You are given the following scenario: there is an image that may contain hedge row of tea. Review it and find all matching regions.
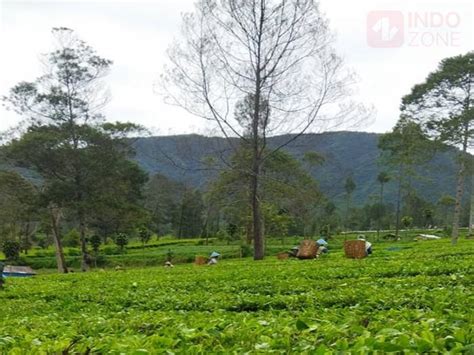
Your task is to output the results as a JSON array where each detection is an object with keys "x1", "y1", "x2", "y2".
[
  {"x1": 10, "y1": 230, "x2": 438, "y2": 270},
  {"x1": 1, "y1": 239, "x2": 473, "y2": 353},
  {"x1": 13, "y1": 243, "x2": 294, "y2": 270}
]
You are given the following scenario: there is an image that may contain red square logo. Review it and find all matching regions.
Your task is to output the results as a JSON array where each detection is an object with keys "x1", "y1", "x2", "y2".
[{"x1": 367, "y1": 11, "x2": 404, "y2": 48}]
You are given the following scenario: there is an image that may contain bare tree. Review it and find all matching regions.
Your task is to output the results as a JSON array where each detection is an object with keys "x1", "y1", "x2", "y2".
[{"x1": 161, "y1": 0, "x2": 368, "y2": 259}]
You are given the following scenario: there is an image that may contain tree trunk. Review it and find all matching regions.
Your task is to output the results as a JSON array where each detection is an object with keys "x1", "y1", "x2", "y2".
[
  {"x1": 395, "y1": 164, "x2": 404, "y2": 238},
  {"x1": 178, "y1": 200, "x2": 184, "y2": 238},
  {"x1": 49, "y1": 206, "x2": 68, "y2": 274},
  {"x1": 251, "y1": 154, "x2": 264, "y2": 259},
  {"x1": 345, "y1": 195, "x2": 350, "y2": 231},
  {"x1": 377, "y1": 183, "x2": 384, "y2": 241},
  {"x1": 469, "y1": 174, "x2": 474, "y2": 236},
  {"x1": 246, "y1": 220, "x2": 253, "y2": 245},
  {"x1": 251, "y1": 5, "x2": 266, "y2": 260},
  {"x1": 250, "y1": 85, "x2": 263, "y2": 258},
  {"x1": 78, "y1": 211, "x2": 90, "y2": 271},
  {"x1": 452, "y1": 142, "x2": 468, "y2": 244}
]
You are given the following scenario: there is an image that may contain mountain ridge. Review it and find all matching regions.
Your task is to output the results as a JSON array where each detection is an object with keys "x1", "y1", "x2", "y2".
[{"x1": 131, "y1": 131, "x2": 462, "y2": 206}]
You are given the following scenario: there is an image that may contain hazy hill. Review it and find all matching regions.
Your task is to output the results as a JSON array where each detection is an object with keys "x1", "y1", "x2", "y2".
[{"x1": 132, "y1": 131, "x2": 462, "y2": 206}]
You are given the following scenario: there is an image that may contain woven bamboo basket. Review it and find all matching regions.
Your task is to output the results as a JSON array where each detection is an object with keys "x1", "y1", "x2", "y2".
[
  {"x1": 296, "y1": 240, "x2": 318, "y2": 259},
  {"x1": 344, "y1": 240, "x2": 366, "y2": 259},
  {"x1": 195, "y1": 256, "x2": 207, "y2": 265}
]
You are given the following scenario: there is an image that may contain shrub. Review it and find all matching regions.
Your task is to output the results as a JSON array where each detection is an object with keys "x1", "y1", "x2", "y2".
[
  {"x1": 2, "y1": 240, "x2": 21, "y2": 261},
  {"x1": 443, "y1": 225, "x2": 452, "y2": 237},
  {"x1": 90, "y1": 235, "x2": 102, "y2": 254},
  {"x1": 114, "y1": 233, "x2": 129, "y2": 251},
  {"x1": 240, "y1": 244, "x2": 252, "y2": 258},
  {"x1": 34, "y1": 235, "x2": 51, "y2": 249},
  {"x1": 138, "y1": 227, "x2": 152, "y2": 246},
  {"x1": 65, "y1": 248, "x2": 81, "y2": 256},
  {"x1": 102, "y1": 246, "x2": 119, "y2": 255},
  {"x1": 401, "y1": 216, "x2": 413, "y2": 229},
  {"x1": 63, "y1": 229, "x2": 81, "y2": 248},
  {"x1": 166, "y1": 249, "x2": 174, "y2": 262},
  {"x1": 217, "y1": 230, "x2": 234, "y2": 244}
]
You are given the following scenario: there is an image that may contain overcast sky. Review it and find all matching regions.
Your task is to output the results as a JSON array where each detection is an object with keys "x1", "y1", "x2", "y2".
[{"x1": 0, "y1": 0, "x2": 472, "y2": 136}]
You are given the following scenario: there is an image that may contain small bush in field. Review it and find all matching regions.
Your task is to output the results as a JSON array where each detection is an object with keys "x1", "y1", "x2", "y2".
[
  {"x1": 114, "y1": 233, "x2": 129, "y2": 251},
  {"x1": 2, "y1": 240, "x2": 21, "y2": 261},
  {"x1": 63, "y1": 229, "x2": 81, "y2": 248},
  {"x1": 90, "y1": 235, "x2": 102, "y2": 254}
]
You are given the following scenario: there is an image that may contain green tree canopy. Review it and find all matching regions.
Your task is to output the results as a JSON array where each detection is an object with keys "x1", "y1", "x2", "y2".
[
  {"x1": 2, "y1": 28, "x2": 148, "y2": 271},
  {"x1": 401, "y1": 52, "x2": 473, "y2": 244},
  {"x1": 206, "y1": 145, "x2": 322, "y2": 240}
]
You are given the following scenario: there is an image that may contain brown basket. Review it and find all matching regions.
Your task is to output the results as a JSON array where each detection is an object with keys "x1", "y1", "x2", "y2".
[
  {"x1": 296, "y1": 240, "x2": 318, "y2": 259},
  {"x1": 344, "y1": 240, "x2": 366, "y2": 259},
  {"x1": 276, "y1": 252, "x2": 289, "y2": 260},
  {"x1": 195, "y1": 256, "x2": 207, "y2": 265}
]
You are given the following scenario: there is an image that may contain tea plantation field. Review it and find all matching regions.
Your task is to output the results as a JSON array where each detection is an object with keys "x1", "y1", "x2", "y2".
[{"x1": 1, "y1": 239, "x2": 474, "y2": 353}]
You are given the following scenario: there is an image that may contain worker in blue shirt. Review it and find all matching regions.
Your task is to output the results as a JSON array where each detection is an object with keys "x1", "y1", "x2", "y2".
[{"x1": 316, "y1": 238, "x2": 329, "y2": 255}]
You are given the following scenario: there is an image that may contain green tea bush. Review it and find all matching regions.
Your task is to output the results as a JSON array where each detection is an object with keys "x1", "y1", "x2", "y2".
[
  {"x1": 1, "y1": 239, "x2": 473, "y2": 353},
  {"x1": 65, "y1": 248, "x2": 81, "y2": 256},
  {"x1": 102, "y1": 245, "x2": 119, "y2": 255}
]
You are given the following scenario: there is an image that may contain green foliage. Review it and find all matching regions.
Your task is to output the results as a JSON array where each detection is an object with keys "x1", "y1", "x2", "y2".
[
  {"x1": 216, "y1": 230, "x2": 232, "y2": 244},
  {"x1": 166, "y1": 249, "x2": 174, "y2": 262},
  {"x1": 400, "y1": 52, "x2": 473, "y2": 242},
  {"x1": 137, "y1": 227, "x2": 152, "y2": 246},
  {"x1": 145, "y1": 175, "x2": 203, "y2": 238},
  {"x1": 377, "y1": 171, "x2": 390, "y2": 185},
  {"x1": 263, "y1": 204, "x2": 292, "y2": 239},
  {"x1": 240, "y1": 243, "x2": 253, "y2": 257},
  {"x1": 0, "y1": 239, "x2": 473, "y2": 352},
  {"x1": 403, "y1": 192, "x2": 434, "y2": 227},
  {"x1": 1, "y1": 240, "x2": 20, "y2": 261},
  {"x1": 378, "y1": 119, "x2": 435, "y2": 234},
  {"x1": 379, "y1": 119, "x2": 433, "y2": 171},
  {"x1": 401, "y1": 52, "x2": 474, "y2": 147},
  {"x1": 401, "y1": 216, "x2": 413, "y2": 229},
  {"x1": 226, "y1": 224, "x2": 239, "y2": 240},
  {"x1": 33, "y1": 235, "x2": 50, "y2": 250},
  {"x1": 439, "y1": 194, "x2": 456, "y2": 207},
  {"x1": 62, "y1": 229, "x2": 80, "y2": 248},
  {"x1": 0, "y1": 171, "x2": 38, "y2": 248},
  {"x1": 123, "y1": 132, "x2": 465, "y2": 210},
  {"x1": 114, "y1": 233, "x2": 129, "y2": 251},
  {"x1": 89, "y1": 235, "x2": 102, "y2": 254},
  {"x1": 207, "y1": 146, "x2": 321, "y2": 239},
  {"x1": 302, "y1": 151, "x2": 325, "y2": 167},
  {"x1": 234, "y1": 93, "x2": 270, "y2": 134},
  {"x1": 319, "y1": 224, "x2": 332, "y2": 238},
  {"x1": 176, "y1": 189, "x2": 204, "y2": 238},
  {"x1": 443, "y1": 225, "x2": 453, "y2": 238},
  {"x1": 2, "y1": 27, "x2": 148, "y2": 271},
  {"x1": 344, "y1": 176, "x2": 356, "y2": 195}
]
